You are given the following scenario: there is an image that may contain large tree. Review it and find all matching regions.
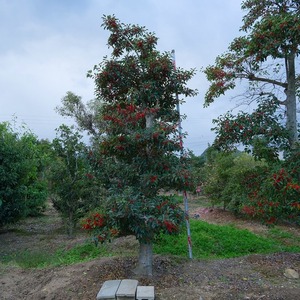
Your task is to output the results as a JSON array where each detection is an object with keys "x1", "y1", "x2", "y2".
[
  {"x1": 81, "y1": 15, "x2": 197, "y2": 276},
  {"x1": 204, "y1": 0, "x2": 300, "y2": 155}
]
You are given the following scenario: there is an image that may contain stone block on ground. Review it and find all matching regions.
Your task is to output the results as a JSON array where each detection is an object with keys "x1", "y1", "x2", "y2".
[
  {"x1": 116, "y1": 279, "x2": 139, "y2": 300},
  {"x1": 284, "y1": 268, "x2": 299, "y2": 279},
  {"x1": 136, "y1": 286, "x2": 155, "y2": 300},
  {"x1": 96, "y1": 280, "x2": 122, "y2": 300}
]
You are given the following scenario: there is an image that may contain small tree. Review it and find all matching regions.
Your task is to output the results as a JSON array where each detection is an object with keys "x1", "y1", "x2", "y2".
[
  {"x1": 49, "y1": 125, "x2": 104, "y2": 237},
  {"x1": 0, "y1": 122, "x2": 48, "y2": 225},
  {"x1": 203, "y1": 150, "x2": 267, "y2": 211},
  {"x1": 84, "y1": 15, "x2": 197, "y2": 276},
  {"x1": 56, "y1": 91, "x2": 103, "y2": 137}
]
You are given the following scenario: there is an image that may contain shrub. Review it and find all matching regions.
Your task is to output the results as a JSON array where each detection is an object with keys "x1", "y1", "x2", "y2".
[
  {"x1": 241, "y1": 163, "x2": 300, "y2": 225},
  {"x1": 0, "y1": 122, "x2": 48, "y2": 225},
  {"x1": 203, "y1": 151, "x2": 266, "y2": 211}
]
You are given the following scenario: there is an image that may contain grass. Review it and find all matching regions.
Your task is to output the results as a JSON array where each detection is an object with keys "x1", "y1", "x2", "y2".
[
  {"x1": 266, "y1": 227, "x2": 300, "y2": 248},
  {"x1": 10, "y1": 250, "x2": 54, "y2": 268},
  {"x1": 54, "y1": 242, "x2": 112, "y2": 266},
  {"x1": 268, "y1": 227, "x2": 295, "y2": 239},
  {"x1": 1, "y1": 242, "x2": 112, "y2": 269},
  {"x1": 1, "y1": 219, "x2": 300, "y2": 269},
  {"x1": 153, "y1": 219, "x2": 300, "y2": 259}
]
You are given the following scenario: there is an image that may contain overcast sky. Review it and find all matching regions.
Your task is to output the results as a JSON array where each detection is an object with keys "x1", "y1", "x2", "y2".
[{"x1": 0, "y1": 0, "x2": 245, "y2": 155}]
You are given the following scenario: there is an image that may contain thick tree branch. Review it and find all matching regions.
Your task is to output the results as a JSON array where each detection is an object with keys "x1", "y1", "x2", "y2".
[{"x1": 247, "y1": 73, "x2": 288, "y2": 88}]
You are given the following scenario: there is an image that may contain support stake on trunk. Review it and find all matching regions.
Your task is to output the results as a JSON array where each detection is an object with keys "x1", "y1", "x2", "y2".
[{"x1": 172, "y1": 49, "x2": 193, "y2": 259}]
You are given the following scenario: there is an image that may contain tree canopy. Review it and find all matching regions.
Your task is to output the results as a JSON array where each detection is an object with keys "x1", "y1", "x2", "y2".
[{"x1": 204, "y1": 0, "x2": 300, "y2": 155}]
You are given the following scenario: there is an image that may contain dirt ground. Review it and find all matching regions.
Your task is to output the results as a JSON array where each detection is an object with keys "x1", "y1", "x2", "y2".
[{"x1": 0, "y1": 198, "x2": 299, "y2": 300}]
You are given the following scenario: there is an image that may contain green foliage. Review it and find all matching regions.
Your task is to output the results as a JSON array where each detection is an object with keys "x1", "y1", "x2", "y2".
[
  {"x1": 92, "y1": 104, "x2": 194, "y2": 194},
  {"x1": 2, "y1": 221, "x2": 300, "y2": 269},
  {"x1": 240, "y1": 157, "x2": 300, "y2": 225},
  {"x1": 82, "y1": 15, "x2": 197, "y2": 246},
  {"x1": 1, "y1": 242, "x2": 109, "y2": 269},
  {"x1": 201, "y1": 145, "x2": 300, "y2": 225},
  {"x1": 268, "y1": 227, "x2": 295, "y2": 240},
  {"x1": 187, "y1": 153, "x2": 207, "y2": 191},
  {"x1": 56, "y1": 92, "x2": 102, "y2": 137},
  {"x1": 54, "y1": 242, "x2": 110, "y2": 265},
  {"x1": 49, "y1": 125, "x2": 105, "y2": 236},
  {"x1": 212, "y1": 99, "x2": 290, "y2": 162},
  {"x1": 23, "y1": 181, "x2": 48, "y2": 217},
  {"x1": 204, "y1": 0, "x2": 299, "y2": 152},
  {"x1": 0, "y1": 122, "x2": 48, "y2": 225},
  {"x1": 203, "y1": 151, "x2": 266, "y2": 211},
  {"x1": 82, "y1": 194, "x2": 184, "y2": 244},
  {"x1": 203, "y1": 0, "x2": 300, "y2": 223},
  {"x1": 154, "y1": 219, "x2": 300, "y2": 259},
  {"x1": 8, "y1": 250, "x2": 53, "y2": 268},
  {"x1": 91, "y1": 16, "x2": 197, "y2": 108},
  {"x1": 241, "y1": 0, "x2": 300, "y2": 58}
]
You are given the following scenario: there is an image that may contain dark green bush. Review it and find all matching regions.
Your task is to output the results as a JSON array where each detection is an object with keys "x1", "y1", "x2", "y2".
[{"x1": 0, "y1": 122, "x2": 48, "y2": 225}]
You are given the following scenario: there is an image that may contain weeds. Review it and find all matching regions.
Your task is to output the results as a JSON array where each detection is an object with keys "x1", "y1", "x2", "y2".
[
  {"x1": 1, "y1": 242, "x2": 111, "y2": 268},
  {"x1": 154, "y1": 219, "x2": 300, "y2": 259},
  {"x1": 1, "y1": 219, "x2": 300, "y2": 269}
]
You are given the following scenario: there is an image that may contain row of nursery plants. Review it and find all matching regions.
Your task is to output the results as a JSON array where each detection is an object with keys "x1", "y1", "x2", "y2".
[{"x1": 201, "y1": 149, "x2": 300, "y2": 226}]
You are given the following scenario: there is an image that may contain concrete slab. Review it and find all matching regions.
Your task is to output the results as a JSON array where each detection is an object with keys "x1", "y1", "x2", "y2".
[
  {"x1": 116, "y1": 279, "x2": 138, "y2": 300},
  {"x1": 136, "y1": 286, "x2": 155, "y2": 300},
  {"x1": 96, "y1": 280, "x2": 121, "y2": 300}
]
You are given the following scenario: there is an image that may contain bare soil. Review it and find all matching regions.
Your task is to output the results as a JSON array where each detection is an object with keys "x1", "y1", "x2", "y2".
[{"x1": 0, "y1": 198, "x2": 300, "y2": 300}]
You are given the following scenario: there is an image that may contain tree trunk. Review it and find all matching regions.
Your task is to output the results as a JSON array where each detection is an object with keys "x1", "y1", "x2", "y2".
[
  {"x1": 145, "y1": 112, "x2": 154, "y2": 128},
  {"x1": 67, "y1": 211, "x2": 74, "y2": 238},
  {"x1": 134, "y1": 241, "x2": 153, "y2": 277},
  {"x1": 286, "y1": 52, "x2": 298, "y2": 148},
  {"x1": 133, "y1": 112, "x2": 155, "y2": 277}
]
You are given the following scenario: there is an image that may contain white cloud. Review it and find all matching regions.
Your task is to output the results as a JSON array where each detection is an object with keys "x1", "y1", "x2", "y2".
[{"x1": 0, "y1": 0, "x2": 245, "y2": 154}]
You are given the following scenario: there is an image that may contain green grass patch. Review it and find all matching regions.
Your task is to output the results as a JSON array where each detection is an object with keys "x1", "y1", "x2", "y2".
[
  {"x1": 0, "y1": 242, "x2": 111, "y2": 269},
  {"x1": 2, "y1": 220, "x2": 300, "y2": 269},
  {"x1": 1, "y1": 250, "x2": 54, "y2": 268},
  {"x1": 266, "y1": 227, "x2": 300, "y2": 249},
  {"x1": 53, "y1": 242, "x2": 111, "y2": 266},
  {"x1": 168, "y1": 194, "x2": 183, "y2": 204},
  {"x1": 154, "y1": 219, "x2": 300, "y2": 259},
  {"x1": 268, "y1": 227, "x2": 295, "y2": 240}
]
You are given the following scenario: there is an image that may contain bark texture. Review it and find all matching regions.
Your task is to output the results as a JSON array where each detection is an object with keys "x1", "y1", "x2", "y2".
[
  {"x1": 285, "y1": 52, "x2": 298, "y2": 148},
  {"x1": 134, "y1": 242, "x2": 153, "y2": 277}
]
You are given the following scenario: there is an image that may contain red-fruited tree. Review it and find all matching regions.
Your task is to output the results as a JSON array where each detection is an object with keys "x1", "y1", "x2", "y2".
[
  {"x1": 85, "y1": 15, "x2": 197, "y2": 276},
  {"x1": 212, "y1": 98, "x2": 289, "y2": 162},
  {"x1": 204, "y1": 0, "x2": 299, "y2": 154}
]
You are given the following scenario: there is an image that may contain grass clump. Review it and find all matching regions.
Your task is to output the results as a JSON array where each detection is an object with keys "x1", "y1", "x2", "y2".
[
  {"x1": 53, "y1": 242, "x2": 111, "y2": 266},
  {"x1": 10, "y1": 250, "x2": 53, "y2": 268},
  {"x1": 0, "y1": 242, "x2": 110, "y2": 269},
  {"x1": 154, "y1": 219, "x2": 300, "y2": 259},
  {"x1": 266, "y1": 227, "x2": 300, "y2": 250}
]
